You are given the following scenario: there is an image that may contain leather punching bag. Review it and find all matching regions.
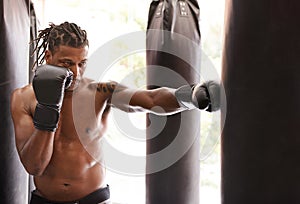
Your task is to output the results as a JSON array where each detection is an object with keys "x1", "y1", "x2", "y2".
[
  {"x1": 146, "y1": 1, "x2": 201, "y2": 203},
  {"x1": 222, "y1": 0, "x2": 300, "y2": 203},
  {"x1": 0, "y1": 0, "x2": 31, "y2": 203}
]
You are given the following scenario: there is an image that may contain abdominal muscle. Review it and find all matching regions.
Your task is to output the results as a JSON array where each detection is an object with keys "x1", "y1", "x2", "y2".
[{"x1": 34, "y1": 134, "x2": 106, "y2": 202}]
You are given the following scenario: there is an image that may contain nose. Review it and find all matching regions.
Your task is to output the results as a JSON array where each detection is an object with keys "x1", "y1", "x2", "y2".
[{"x1": 70, "y1": 65, "x2": 82, "y2": 80}]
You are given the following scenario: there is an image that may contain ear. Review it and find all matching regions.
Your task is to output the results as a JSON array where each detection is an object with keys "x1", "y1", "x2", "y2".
[{"x1": 44, "y1": 50, "x2": 52, "y2": 64}]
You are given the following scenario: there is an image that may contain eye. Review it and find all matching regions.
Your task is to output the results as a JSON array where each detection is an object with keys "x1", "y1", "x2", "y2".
[
  {"x1": 62, "y1": 61, "x2": 72, "y2": 67},
  {"x1": 79, "y1": 61, "x2": 87, "y2": 67}
]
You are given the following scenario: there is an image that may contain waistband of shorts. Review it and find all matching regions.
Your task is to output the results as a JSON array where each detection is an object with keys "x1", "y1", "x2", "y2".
[{"x1": 30, "y1": 185, "x2": 110, "y2": 204}]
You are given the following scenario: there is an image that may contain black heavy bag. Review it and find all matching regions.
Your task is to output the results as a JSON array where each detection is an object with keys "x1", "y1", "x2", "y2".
[
  {"x1": 222, "y1": 0, "x2": 300, "y2": 203},
  {"x1": 28, "y1": 0, "x2": 38, "y2": 82},
  {"x1": 0, "y1": 0, "x2": 31, "y2": 203},
  {"x1": 146, "y1": 1, "x2": 201, "y2": 203}
]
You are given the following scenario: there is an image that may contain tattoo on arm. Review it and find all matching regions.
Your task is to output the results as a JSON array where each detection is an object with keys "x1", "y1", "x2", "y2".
[
  {"x1": 96, "y1": 82, "x2": 126, "y2": 93},
  {"x1": 97, "y1": 82, "x2": 116, "y2": 93}
]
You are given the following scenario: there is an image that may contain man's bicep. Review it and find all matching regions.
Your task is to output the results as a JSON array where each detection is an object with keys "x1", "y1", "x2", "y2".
[
  {"x1": 111, "y1": 88, "x2": 155, "y2": 112},
  {"x1": 10, "y1": 91, "x2": 35, "y2": 152}
]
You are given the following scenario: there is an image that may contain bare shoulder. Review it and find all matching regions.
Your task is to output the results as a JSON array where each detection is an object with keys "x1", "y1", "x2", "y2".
[
  {"x1": 11, "y1": 84, "x2": 35, "y2": 113},
  {"x1": 11, "y1": 84, "x2": 35, "y2": 102},
  {"x1": 85, "y1": 78, "x2": 127, "y2": 95}
]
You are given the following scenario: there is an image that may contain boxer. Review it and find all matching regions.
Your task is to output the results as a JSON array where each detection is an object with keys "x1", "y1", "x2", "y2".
[{"x1": 10, "y1": 22, "x2": 219, "y2": 204}]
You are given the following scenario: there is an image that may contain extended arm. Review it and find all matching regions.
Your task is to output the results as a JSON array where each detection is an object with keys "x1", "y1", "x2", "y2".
[
  {"x1": 113, "y1": 86, "x2": 183, "y2": 115},
  {"x1": 99, "y1": 81, "x2": 220, "y2": 115}
]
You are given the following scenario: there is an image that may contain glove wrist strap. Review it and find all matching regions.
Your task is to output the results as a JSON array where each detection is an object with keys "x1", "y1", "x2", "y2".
[
  {"x1": 174, "y1": 84, "x2": 196, "y2": 109},
  {"x1": 33, "y1": 103, "x2": 60, "y2": 132}
]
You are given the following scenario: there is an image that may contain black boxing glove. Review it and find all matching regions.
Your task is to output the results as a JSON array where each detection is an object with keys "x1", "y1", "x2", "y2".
[
  {"x1": 32, "y1": 65, "x2": 73, "y2": 131},
  {"x1": 175, "y1": 80, "x2": 220, "y2": 112}
]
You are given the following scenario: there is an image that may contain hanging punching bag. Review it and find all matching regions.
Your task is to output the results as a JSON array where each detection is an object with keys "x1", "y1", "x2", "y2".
[
  {"x1": 146, "y1": 1, "x2": 201, "y2": 203},
  {"x1": 28, "y1": 0, "x2": 38, "y2": 83},
  {"x1": 222, "y1": 0, "x2": 300, "y2": 203},
  {"x1": 27, "y1": 1, "x2": 38, "y2": 202},
  {"x1": 0, "y1": 0, "x2": 30, "y2": 203}
]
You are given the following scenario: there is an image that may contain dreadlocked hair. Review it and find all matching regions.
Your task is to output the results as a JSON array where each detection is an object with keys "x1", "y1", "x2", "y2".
[{"x1": 31, "y1": 22, "x2": 89, "y2": 69}]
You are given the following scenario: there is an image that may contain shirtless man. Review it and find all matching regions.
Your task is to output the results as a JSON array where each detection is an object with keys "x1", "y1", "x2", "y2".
[{"x1": 10, "y1": 22, "x2": 219, "y2": 204}]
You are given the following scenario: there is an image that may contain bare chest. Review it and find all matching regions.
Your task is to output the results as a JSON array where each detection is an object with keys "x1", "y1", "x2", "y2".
[{"x1": 57, "y1": 90, "x2": 108, "y2": 141}]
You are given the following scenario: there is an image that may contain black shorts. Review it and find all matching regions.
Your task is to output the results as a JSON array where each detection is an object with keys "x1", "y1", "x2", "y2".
[{"x1": 30, "y1": 185, "x2": 110, "y2": 204}]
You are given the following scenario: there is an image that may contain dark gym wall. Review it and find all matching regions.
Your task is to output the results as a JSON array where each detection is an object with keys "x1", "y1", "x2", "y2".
[
  {"x1": 0, "y1": 0, "x2": 33, "y2": 203},
  {"x1": 222, "y1": 0, "x2": 300, "y2": 203}
]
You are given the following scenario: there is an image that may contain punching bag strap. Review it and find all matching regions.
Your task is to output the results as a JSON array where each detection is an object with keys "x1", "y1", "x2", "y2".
[{"x1": 179, "y1": 1, "x2": 188, "y2": 16}]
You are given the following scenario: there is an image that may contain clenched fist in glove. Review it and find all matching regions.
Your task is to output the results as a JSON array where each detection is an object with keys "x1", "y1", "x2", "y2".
[
  {"x1": 33, "y1": 65, "x2": 73, "y2": 132},
  {"x1": 175, "y1": 80, "x2": 220, "y2": 112}
]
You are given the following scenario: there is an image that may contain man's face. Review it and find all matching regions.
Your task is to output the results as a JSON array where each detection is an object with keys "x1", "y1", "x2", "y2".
[{"x1": 45, "y1": 45, "x2": 89, "y2": 91}]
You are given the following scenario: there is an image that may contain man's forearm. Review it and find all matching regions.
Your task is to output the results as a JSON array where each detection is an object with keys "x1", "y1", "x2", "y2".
[
  {"x1": 136, "y1": 87, "x2": 185, "y2": 115},
  {"x1": 20, "y1": 129, "x2": 55, "y2": 176}
]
